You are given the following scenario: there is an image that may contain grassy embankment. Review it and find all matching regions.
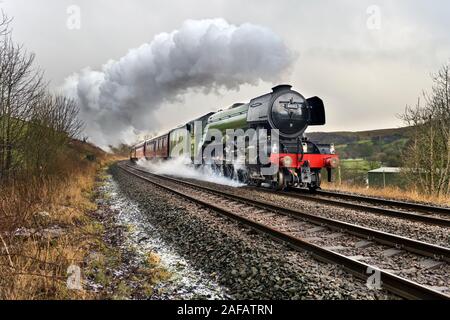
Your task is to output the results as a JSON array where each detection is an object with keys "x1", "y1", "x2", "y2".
[
  {"x1": 0, "y1": 142, "x2": 172, "y2": 299},
  {"x1": 0, "y1": 141, "x2": 110, "y2": 299},
  {"x1": 0, "y1": 140, "x2": 118, "y2": 299}
]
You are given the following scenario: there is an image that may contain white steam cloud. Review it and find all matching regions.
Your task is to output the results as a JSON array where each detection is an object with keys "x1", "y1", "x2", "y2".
[
  {"x1": 63, "y1": 18, "x2": 294, "y2": 148},
  {"x1": 137, "y1": 158, "x2": 245, "y2": 188}
]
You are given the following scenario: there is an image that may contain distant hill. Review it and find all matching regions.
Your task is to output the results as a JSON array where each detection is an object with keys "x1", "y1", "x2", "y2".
[{"x1": 306, "y1": 127, "x2": 413, "y2": 166}]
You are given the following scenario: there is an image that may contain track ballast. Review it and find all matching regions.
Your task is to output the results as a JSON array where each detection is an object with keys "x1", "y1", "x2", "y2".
[{"x1": 119, "y1": 162, "x2": 450, "y2": 300}]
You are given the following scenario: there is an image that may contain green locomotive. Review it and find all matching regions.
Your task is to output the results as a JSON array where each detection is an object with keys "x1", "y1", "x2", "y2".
[{"x1": 131, "y1": 84, "x2": 339, "y2": 190}]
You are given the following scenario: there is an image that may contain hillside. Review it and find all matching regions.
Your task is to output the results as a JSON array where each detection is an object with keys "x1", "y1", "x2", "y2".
[{"x1": 306, "y1": 126, "x2": 412, "y2": 166}]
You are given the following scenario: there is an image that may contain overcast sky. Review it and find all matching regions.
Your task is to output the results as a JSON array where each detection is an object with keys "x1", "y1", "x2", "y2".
[{"x1": 2, "y1": 0, "x2": 450, "y2": 145}]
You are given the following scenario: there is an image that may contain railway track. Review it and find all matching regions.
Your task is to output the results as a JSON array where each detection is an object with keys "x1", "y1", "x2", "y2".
[
  {"x1": 316, "y1": 189, "x2": 450, "y2": 215},
  {"x1": 258, "y1": 189, "x2": 450, "y2": 228},
  {"x1": 119, "y1": 163, "x2": 450, "y2": 300}
]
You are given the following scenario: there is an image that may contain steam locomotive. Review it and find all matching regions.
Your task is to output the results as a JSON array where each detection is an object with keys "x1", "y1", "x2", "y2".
[{"x1": 130, "y1": 85, "x2": 339, "y2": 190}]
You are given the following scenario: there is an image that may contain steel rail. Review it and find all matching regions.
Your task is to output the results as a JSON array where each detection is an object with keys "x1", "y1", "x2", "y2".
[
  {"x1": 315, "y1": 190, "x2": 450, "y2": 216},
  {"x1": 262, "y1": 189, "x2": 450, "y2": 228},
  {"x1": 118, "y1": 164, "x2": 450, "y2": 300}
]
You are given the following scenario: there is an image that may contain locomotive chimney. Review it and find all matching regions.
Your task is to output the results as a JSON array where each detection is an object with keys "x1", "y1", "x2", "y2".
[{"x1": 272, "y1": 84, "x2": 292, "y2": 93}]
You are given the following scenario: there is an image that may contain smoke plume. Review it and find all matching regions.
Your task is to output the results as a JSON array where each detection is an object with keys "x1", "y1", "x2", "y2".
[{"x1": 63, "y1": 18, "x2": 294, "y2": 148}]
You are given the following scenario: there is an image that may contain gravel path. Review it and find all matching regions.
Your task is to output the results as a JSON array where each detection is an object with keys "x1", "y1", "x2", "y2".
[{"x1": 112, "y1": 164, "x2": 396, "y2": 299}]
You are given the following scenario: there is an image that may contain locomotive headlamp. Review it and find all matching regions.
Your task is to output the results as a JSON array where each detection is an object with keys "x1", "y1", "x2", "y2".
[
  {"x1": 281, "y1": 156, "x2": 293, "y2": 167},
  {"x1": 272, "y1": 143, "x2": 279, "y2": 154},
  {"x1": 302, "y1": 143, "x2": 308, "y2": 153}
]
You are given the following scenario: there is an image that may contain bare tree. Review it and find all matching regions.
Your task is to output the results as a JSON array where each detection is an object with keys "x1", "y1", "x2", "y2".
[
  {"x1": 22, "y1": 94, "x2": 84, "y2": 174},
  {"x1": 0, "y1": 32, "x2": 45, "y2": 180},
  {"x1": 401, "y1": 62, "x2": 450, "y2": 196},
  {"x1": 0, "y1": 12, "x2": 84, "y2": 181},
  {"x1": 0, "y1": 11, "x2": 12, "y2": 37},
  {"x1": 51, "y1": 95, "x2": 84, "y2": 139}
]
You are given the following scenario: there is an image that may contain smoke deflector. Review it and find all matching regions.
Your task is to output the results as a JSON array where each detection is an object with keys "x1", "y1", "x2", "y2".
[{"x1": 307, "y1": 96, "x2": 326, "y2": 126}]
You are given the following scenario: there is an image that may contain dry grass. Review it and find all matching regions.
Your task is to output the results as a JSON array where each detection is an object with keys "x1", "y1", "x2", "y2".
[
  {"x1": 145, "y1": 251, "x2": 171, "y2": 282},
  {"x1": 321, "y1": 182, "x2": 450, "y2": 206},
  {"x1": 0, "y1": 141, "x2": 120, "y2": 299}
]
